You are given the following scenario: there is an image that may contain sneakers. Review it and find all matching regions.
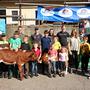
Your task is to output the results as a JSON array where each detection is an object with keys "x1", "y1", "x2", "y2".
[
  {"x1": 30, "y1": 74, "x2": 33, "y2": 78},
  {"x1": 35, "y1": 73, "x2": 39, "y2": 77},
  {"x1": 53, "y1": 73, "x2": 56, "y2": 78},
  {"x1": 30, "y1": 73, "x2": 39, "y2": 78},
  {"x1": 24, "y1": 74, "x2": 28, "y2": 79},
  {"x1": 48, "y1": 74, "x2": 52, "y2": 78},
  {"x1": 59, "y1": 72, "x2": 65, "y2": 77}
]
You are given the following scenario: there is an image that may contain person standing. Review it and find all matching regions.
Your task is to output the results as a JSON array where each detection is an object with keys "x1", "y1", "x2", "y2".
[
  {"x1": 9, "y1": 31, "x2": 22, "y2": 78},
  {"x1": 80, "y1": 36, "x2": 90, "y2": 74},
  {"x1": 21, "y1": 35, "x2": 31, "y2": 79},
  {"x1": 68, "y1": 29, "x2": 80, "y2": 73},
  {"x1": 41, "y1": 30, "x2": 51, "y2": 53},
  {"x1": 0, "y1": 34, "x2": 9, "y2": 49},
  {"x1": 18, "y1": 26, "x2": 25, "y2": 41},
  {"x1": 31, "y1": 27, "x2": 42, "y2": 73},
  {"x1": 48, "y1": 28, "x2": 55, "y2": 44},
  {"x1": 9, "y1": 31, "x2": 22, "y2": 52},
  {"x1": 52, "y1": 36, "x2": 61, "y2": 51},
  {"x1": 31, "y1": 27, "x2": 42, "y2": 47},
  {"x1": 0, "y1": 35, "x2": 9, "y2": 78},
  {"x1": 41, "y1": 30, "x2": 51, "y2": 74},
  {"x1": 79, "y1": 20, "x2": 85, "y2": 34},
  {"x1": 31, "y1": 42, "x2": 41, "y2": 77},
  {"x1": 48, "y1": 45, "x2": 58, "y2": 78},
  {"x1": 84, "y1": 20, "x2": 90, "y2": 34},
  {"x1": 58, "y1": 47, "x2": 68, "y2": 77},
  {"x1": 57, "y1": 25, "x2": 69, "y2": 47}
]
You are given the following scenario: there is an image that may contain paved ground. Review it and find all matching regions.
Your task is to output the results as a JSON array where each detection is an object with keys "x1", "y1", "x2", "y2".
[{"x1": 0, "y1": 73, "x2": 90, "y2": 90}]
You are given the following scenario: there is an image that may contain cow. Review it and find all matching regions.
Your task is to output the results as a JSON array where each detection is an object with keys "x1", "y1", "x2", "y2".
[
  {"x1": 41, "y1": 53, "x2": 49, "y2": 64},
  {"x1": 0, "y1": 49, "x2": 37, "y2": 80}
]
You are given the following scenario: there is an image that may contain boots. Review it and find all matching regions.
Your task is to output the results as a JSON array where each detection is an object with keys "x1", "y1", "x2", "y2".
[
  {"x1": 8, "y1": 70, "x2": 13, "y2": 79},
  {"x1": 53, "y1": 72, "x2": 56, "y2": 78},
  {"x1": 4, "y1": 72, "x2": 8, "y2": 78}
]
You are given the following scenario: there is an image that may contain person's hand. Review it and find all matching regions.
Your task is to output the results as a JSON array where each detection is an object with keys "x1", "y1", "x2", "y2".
[
  {"x1": 0, "y1": 47, "x2": 3, "y2": 50},
  {"x1": 37, "y1": 58, "x2": 42, "y2": 63},
  {"x1": 4, "y1": 47, "x2": 9, "y2": 49},
  {"x1": 69, "y1": 51, "x2": 72, "y2": 55},
  {"x1": 38, "y1": 60, "x2": 42, "y2": 63},
  {"x1": 77, "y1": 51, "x2": 79, "y2": 55},
  {"x1": 22, "y1": 50, "x2": 26, "y2": 52}
]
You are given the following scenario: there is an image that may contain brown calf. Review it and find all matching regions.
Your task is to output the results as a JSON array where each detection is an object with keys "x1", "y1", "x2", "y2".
[{"x1": 0, "y1": 49, "x2": 37, "y2": 80}]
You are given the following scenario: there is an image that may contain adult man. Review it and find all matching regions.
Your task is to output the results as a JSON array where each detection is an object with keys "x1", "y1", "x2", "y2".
[
  {"x1": 57, "y1": 25, "x2": 69, "y2": 47},
  {"x1": 18, "y1": 26, "x2": 25, "y2": 41},
  {"x1": 31, "y1": 27, "x2": 42, "y2": 46},
  {"x1": 31, "y1": 28, "x2": 42, "y2": 74}
]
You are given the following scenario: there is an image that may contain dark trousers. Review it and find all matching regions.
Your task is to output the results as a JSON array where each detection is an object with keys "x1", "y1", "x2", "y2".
[
  {"x1": 42, "y1": 62, "x2": 48, "y2": 75},
  {"x1": 42, "y1": 50, "x2": 49, "y2": 75},
  {"x1": 0, "y1": 63, "x2": 8, "y2": 75},
  {"x1": 69, "y1": 51, "x2": 79, "y2": 70},
  {"x1": 59, "y1": 61, "x2": 66, "y2": 72},
  {"x1": 81, "y1": 54, "x2": 89, "y2": 72},
  {"x1": 0, "y1": 63, "x2": 14, "y2": 78}
]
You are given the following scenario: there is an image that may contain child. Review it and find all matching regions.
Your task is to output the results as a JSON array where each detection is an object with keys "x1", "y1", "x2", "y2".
[
  {"x1": 9, "y1": 31, "x2": 22, "y2": 79},
  {"x1": 0, "y1": 34, "x2": 9, "y2": 78},
  {"x1": 80, "y1": 35, "x2": 90, "y2": 74},
  {"x1": 0, "y1": 34, "x2": 9, "y2": 49},
  {"x1": 9, "y1": 31, "x2": 22, "y2": 52},
  {"x1": 21, "y1": 35, "x2": 30, "y2": 78},
  {"x1": 31, "y1": 42, "x2": 41, "y2": 77},
  {"x1": 52, "y1": 36, "x2": 61, "y2": 51},
  {"x1": 48, "y1": 45, "x2": 57, "y2": 78},
  {"x1": 58, "y1": 47, "x2": 68, "y2": 77}
]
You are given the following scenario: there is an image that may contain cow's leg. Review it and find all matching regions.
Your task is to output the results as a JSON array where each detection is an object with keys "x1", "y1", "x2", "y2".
[{"x1": 18, "y1": 64, "x2": 24, "y2": 80}]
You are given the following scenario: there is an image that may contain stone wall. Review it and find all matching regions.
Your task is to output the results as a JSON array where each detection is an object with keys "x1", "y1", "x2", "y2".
[{"x1": 6, "y1": 24, "x2": 79, "y2": 38}]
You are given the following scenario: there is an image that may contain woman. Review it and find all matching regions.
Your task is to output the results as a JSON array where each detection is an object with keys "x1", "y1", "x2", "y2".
[
  {"x1": 68, "y1": 29, "x2": 80, "y2": 73},
  {"x1": 49, "y1": 28, "x2": 55, "y2": 44}
]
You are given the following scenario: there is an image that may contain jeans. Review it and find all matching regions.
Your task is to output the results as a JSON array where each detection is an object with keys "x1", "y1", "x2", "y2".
[
  {"x1": 48, "y1": 61, "x2": 56, "y2": 75},
  {"x1": 31, "y1": 61, "x2": 38, "y2": 75}
]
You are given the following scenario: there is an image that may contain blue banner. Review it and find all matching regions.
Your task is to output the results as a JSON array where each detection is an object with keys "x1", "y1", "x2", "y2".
[
  {"x1": 37, "y1": 6, "x2": 90, "y2": 23},
  {"x1": 0, "y1": 19, "x2": 6, "y2": 34}
]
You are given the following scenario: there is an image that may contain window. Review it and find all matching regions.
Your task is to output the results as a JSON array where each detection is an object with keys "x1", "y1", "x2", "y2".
[{"x1": 12, "y1": 11, "x2": 18, "y2": 21}]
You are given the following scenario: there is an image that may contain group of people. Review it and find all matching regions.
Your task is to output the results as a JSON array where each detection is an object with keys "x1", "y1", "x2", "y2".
[{"x1": 0, "y1": 24, "x2": 90, "y2": 79}]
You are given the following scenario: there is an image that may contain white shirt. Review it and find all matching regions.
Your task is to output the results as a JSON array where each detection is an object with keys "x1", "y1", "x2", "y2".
[
  {"x1": 59, "y1": 52, "x2": 68, "y2": 62},
  {"x1": 70, "y1": 37, "x2": 80, "y2": 51}
]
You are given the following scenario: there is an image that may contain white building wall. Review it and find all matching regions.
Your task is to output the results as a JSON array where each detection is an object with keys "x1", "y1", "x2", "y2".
[
  {"x1": 22, "y1": 8, "x2": 36, "y2": 26},
  {"x1": 6, "y1": 8, "x2": 19, "y2": 24},
  {"x1": 6, "y1": 8, "x2": 36, "y2": 25}
]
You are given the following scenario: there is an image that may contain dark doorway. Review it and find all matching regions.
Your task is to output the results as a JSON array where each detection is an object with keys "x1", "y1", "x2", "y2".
[{"x1": 0, "y1": 9, "x2": 6, "y2": 19}]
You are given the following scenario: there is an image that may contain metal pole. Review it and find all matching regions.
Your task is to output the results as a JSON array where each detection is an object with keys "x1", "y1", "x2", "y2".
[
  {"x1": 15, "y1": 3, "x2": 64, "y2": 7},
  {"x1": 19, "y1": 4, "x2": 22, "y2": 26},
  {"x1": 64, "y1": 2, "x2": 90, "y2": 5},
  {"x1": 19, "y1": 0, "x2": 22, "y2": 26}
]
